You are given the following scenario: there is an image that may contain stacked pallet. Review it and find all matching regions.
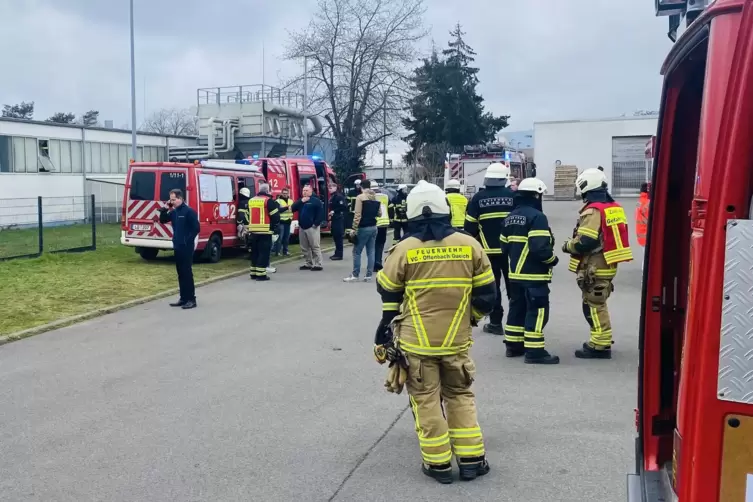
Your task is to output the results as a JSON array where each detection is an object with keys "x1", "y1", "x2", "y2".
[{"x1": 553, "y1": 165, "x2": 579, "y2": 200}]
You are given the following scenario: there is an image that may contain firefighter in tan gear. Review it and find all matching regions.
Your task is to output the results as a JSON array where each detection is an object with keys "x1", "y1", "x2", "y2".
[
  {"x1": 375, "y1": 180, "x2": 497, "y2": 484},
  {"x1": 445, "y1": 178, "x2": 468, "y2": 228},
  {"x1": 561, "y1": 168, "x2": 633, "y2": 359}
]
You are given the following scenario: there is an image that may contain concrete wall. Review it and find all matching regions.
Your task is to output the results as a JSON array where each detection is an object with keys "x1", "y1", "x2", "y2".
[{"x1": 533, "y1": 117, "x2": 658, "y2": 196}]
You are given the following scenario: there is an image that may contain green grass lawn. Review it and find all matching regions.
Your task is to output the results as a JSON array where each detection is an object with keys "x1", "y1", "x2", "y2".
[{"x1": 0, "y1": 223, "x2": 324, "y2": 336}]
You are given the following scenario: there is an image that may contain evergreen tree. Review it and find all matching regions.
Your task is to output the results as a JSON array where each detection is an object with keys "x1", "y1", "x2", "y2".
[{"x1": 402, "y1": 24, "x2": 509, "y2": 170}]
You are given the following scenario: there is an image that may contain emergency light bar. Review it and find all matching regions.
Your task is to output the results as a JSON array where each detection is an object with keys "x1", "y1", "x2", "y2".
[{"x1": 199, "y1": 159, "x2": 261, "y2": 172}]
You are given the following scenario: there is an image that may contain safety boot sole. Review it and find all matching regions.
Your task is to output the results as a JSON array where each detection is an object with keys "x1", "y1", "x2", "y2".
[
  {"x1": 524, "y1": 355, "x2": 560, "y2": 365},
  {"x1": 458, "y1": 459, "x2": 490, "y2": 481},
  {"x1": 575, "y1": 349, "x2": 612, "y2": 359},
  {"x1": 482, "y1": 324, "x2": 503, "y2": 336}
]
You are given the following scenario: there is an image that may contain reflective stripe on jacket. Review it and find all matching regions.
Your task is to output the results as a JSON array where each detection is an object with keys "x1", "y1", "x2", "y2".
[
  {"x1": 375, "y1": 192, "x2": 390, "y2": 227},
  {"x1": 446, "y1": 192, "x2": 468, "y2": 228},
  {"x1": 249, "y1": 195, "x2": 278, "y2": 234},
  {"x1": 277, "y1": 197, "x2": 292, "y2": 222},
  {"x1": 501, "y1": 202, "x2": 556, "y2": 284}
]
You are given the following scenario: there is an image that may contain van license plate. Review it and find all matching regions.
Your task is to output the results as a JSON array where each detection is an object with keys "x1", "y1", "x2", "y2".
[{"x1": 131, "y1": 224, "x2": 152, "y2": 231}]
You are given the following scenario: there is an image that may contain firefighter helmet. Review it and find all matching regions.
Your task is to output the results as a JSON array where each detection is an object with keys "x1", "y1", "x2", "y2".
[
  {"x1": 239, "y1": 187, "x2": 251, "y2": 198},
  {"x1": 576, "y1": 168, "x2": 608, "y2": 194},
  {"x1": 517, "y1": 178, "x2": 548, "y2": 194},
  {"x1": 398, "y1": 184, "x2": 407, "y2": 190},
  {"x1": 484, "y1": 162, "x2": 511, "y2": 186},
  {"x1": 406, "y1": 180, "x2": 450, "y2": 219},
  {"x1": 371, "y1": 180, "x2": 379, "y2": 188},
  {"x1": 446, "y1": 179, "x2": 461, "y2": 190}
]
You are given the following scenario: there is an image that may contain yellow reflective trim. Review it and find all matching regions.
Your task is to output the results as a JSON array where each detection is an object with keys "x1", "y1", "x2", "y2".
[
  {"x1": 504, "y1": 334, "x2": 524, "y2": 343},
  {"x1": 515, "y1": 243, "x2": 529, "y2": 275},
  {"x1": 419, "y1": 433, "x2": 450, "y2": 447},
  {"x1": 449, "y1": 427, "x2": 482, "y2": 438},
  {"x1": 594, "y1": 268, "x2": 618, "y2": 278},
  {"x1": 268, "y1": 208, "x2": 279, "y2": 216},
  {"x1": 508, "y1": 271, "x2": 552, "y2": 281},
  {"x1": 604, "y1": 206, "x2": 628, "y2": 226},
  {"x1": 577, "y1": 227, "x2": 599, "y2": 239},
  {"x1": 452, "y1": 444, "x2": 485, "y2": 456},
  {"x1": 471, "y1": 307, "x2": 485, "y2": 319},
  {"x1": 528, "y1": 230, "x2": 551, "y2": 238},
  {"x1": 535, "y1": 308, "x2": 545, "y2": 333},
  {"x1": 406, "y1": 246, "x2": 472, "y2": 264},
  {"x1": 465, "y1": 214, "x2": 478, "y2": 223},
  {"x1": 543, "y1": 254, "x2": 556, "y2": 264},
  {"x1": 500, "y1": 235, "x2": 508, "y2": 243},
  {"x1": 406, "y1": 290, "x2": 430, "y2": 346},
  {"x1": 568, "y1": 256, "x2": 580, "y2": 272},
  {"x1": 507, "y1": 235, "x2": 527, "y2": 243},
  {"x1": 478, "y1": 212, "x2": 510, "y2": 220},
  {"x1": 382, "y1": 302, "x2": 400, "y2": 311},
  {"x1": 377, "y1": 270, "x2": 403, "y2": 292},
  {"x1": 406, "y1": 277, "x2": 471, "y2": 286},
  {"x1": 399, "y1": 340, "x2": 471, "y2": 356},
  {"x1": 442, "y1": 287, "x2": 471, "y2": 348},
  {"x1": 472, "y1": 269, "x2": 494, "y2": 287},
  {"x1": 422, "y1": 450, "x2": 453, "y2": 464},
  {"x1": 504, "y1": 325, "x2": 524, "y2": 333}
]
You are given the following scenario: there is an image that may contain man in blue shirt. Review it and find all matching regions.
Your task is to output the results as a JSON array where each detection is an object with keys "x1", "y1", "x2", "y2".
[
  {"x1": 290, "y1": 185, "x2": 325, "y2": 271},
  {"x1": 159, "y1": 189, "x2": 200, "y2": 309}
]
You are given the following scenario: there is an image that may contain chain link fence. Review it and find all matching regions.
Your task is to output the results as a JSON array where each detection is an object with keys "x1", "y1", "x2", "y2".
[{"x1": 0, "y1": 195, "x2": 97, "y2": 261}]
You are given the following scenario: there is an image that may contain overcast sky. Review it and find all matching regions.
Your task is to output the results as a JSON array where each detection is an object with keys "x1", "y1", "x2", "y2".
[{"x1": 0, "y1": 0, "x2": 672, "y2": 161}]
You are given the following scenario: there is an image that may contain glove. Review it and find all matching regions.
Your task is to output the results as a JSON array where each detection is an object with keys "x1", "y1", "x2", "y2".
[
  {"x1": 561, "y1": 240, "x2": 571, "y2": 254},
  {"x1": 383, "y1": 348, "x2": 409, "y2": 394},
  {"x1": 374, "y1": 324, "x2": 394, "y2": 365}
]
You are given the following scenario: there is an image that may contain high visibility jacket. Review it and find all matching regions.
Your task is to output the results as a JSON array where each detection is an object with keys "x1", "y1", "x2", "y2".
[
  {"x1": 635, "y1": 194, "x2": 649, "y2": 246},
  {"x1": 277, "y1": 197, "x2": 292, "y2": 222},
  {"x1": 375, "y1": 192, "x2": 390, "y2": 227},
  {"x1": 501, "y1": 200, "x2": 557, "y2": 284},
  {"x1": 347, "y1": 188, "x2": 360, "y2": 214},
  {"x1": 248, "y1": 194, "x2": 280, "y2": 234},
  {"x1": 446, "y1": 191, "x2": 468, "y2": 228},
  {"x1": 389, "y1": 192, "x2": 408, "y2": 222},
  {"x1": 565, "y1": 199, "x2": 633, "y2": 279},
  {"x1": 376, "y1": 231, "x2": 497, "y2": 357},
  {"x1": 464, "y1": 186, "x2": 516, "y2": 255}
]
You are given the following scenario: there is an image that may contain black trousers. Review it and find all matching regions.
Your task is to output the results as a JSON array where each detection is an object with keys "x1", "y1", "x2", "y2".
[
  {"x1": 249, "y1": 233, "x2": 272, "y2": 277},
  {"x1": 488, "y1": 254, "x2": 511, "y2": 325},
  {"x1": 505, "y1": 283, "x2": 550, "y2": 355},
  {"x1": 174, "y1": 246, "x2": 196, "y2": 302},
  {"x1": 331, "y1": 217, "x2": 345, "y2": 258},
  {"x1": 375, "y1": 227, "x2": 388, "y2": 269},
  {"x1": 504, "y1": 282, "x2": 526, "y2": 346},
  {"x1": 392, "y1": 222, "x2": 408, "y2": 241}
]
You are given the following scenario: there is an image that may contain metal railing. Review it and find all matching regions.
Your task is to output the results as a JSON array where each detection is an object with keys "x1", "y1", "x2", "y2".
[
  {"x1": 0, "y1": 195, "x2": 97, "y2": 261},
  {"x1": 197, "y1": 85, "x2": 304, "y2": 109}
]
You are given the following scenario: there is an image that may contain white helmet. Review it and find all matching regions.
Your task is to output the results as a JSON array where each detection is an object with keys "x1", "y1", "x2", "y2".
[
  {"x1": 446, "y1": 179, "x2": 461, "y2": 190},
  {"x1": 355, "y1": 179, "x2": 362, "y2": 185},
  {"x1": 406, "y1": 180, "x2": 450, "y2": 219},
  {"x1": 239, "y1": 187, "x2": 251, "y2": 197},
  {"x1": 484, "y1": 162, "x2": 511, "y2": 186},
  {"x1": 517, "y1": 178, "x2": 548, "y2": 195},
  {"x1": 398, "y1": 184, "x2": 407, "y2": 190},
  {"x1": 576, "y1": 168, "x2": 608, "y2": 194},
  {"x1": 371, "y1": 180, "x2": 379, "y2": 188}
]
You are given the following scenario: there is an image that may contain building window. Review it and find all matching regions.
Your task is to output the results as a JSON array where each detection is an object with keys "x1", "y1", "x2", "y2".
[
  {"x1": 118, "y1": 145, "x2": 128, "y2": 173},
  {"x1": 25, "y1": 138, "x2": 38, "y2": 173},
  {"x1": 60, "y1": 140, "x2": 72, "y2": 173},
  {"x1": 0, "y1": 135, "x2": 11, "y2": 172},
  {"x1": 71, "y1": 141, "x2": 83, "y2": 173}
]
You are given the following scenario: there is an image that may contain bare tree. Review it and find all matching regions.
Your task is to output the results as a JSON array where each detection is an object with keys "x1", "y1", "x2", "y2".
[
  {"x1": 409, "y1": 141, "x2": 451, "y2": 182},
  {"x1": 141, "y1": 108, "x2": 199, "y2": 136},
  {"x1": 284, "y1": 0, "x2": 427, "y2": 177}
]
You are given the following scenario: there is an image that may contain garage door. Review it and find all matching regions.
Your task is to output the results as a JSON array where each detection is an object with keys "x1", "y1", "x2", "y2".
[{"x1": 612, "y1": 136, "x2": 651, "y2": 196}]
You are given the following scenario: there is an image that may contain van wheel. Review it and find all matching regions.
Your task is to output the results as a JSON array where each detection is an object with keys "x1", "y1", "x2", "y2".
[
  {"x1": 205, "y1": 235, "x2": 222, "y2": 263},
  {"x1": 138, "y1": 248, "x2": 159, "y2": 260}
]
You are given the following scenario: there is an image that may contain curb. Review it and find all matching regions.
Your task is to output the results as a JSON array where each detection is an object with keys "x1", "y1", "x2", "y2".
[{"x1": 0, "y1": 244, "x2": 342, "y2": 347}]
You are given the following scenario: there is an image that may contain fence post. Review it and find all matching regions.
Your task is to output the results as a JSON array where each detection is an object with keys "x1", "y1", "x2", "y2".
[
  {"x1": 90, "y1": 194, "x2": 97, "y2": 251},
  {"x1": 37, "y1": 196, "x2": 43, "y2": 255}
]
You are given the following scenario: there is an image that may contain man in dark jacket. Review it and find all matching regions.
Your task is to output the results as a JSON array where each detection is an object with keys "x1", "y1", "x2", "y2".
[
  {"x1": 389, "y1": 184, "x2": 409, "y2": 240},
  {"x1": 328, "y1": 183, "x2": 348, "y2": 260},
  {"x1": 291, "y1": 184, "x2": 325, "y2": 271},
  {"x1": 159, "y1": 189, "x2": 200, "y2": 309},
  {"x1": 500, "y1": 178, "x2": 559, "y2": 364}
]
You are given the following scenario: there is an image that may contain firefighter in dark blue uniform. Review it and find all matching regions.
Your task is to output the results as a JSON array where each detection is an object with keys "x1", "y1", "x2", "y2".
[
  {"x1": 500, "y1": 178, "x2": 560, "y2": 364},
  {"x1": 464, "y1": 162, "x2": 515, "y2": 335}
]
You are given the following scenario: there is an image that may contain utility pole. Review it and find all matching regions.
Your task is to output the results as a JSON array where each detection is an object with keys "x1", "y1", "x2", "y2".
[
  {"x1": 381, "y1": 92, "x2": 387, "y2": 184},
  {"x1": 129, "y1": 0, "x2": 137, "y2": 160},
  {"x1": 303, "y1": 55, "x2": 308, "y2": 156}
]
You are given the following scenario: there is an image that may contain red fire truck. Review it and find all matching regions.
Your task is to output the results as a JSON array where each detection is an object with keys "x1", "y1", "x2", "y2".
[
  {"x1": 629, "y1": 0, "x2": 753, "y2": 500},
  {"x1": 121, "y1": 160, "x2": 266, "y2": 262}
]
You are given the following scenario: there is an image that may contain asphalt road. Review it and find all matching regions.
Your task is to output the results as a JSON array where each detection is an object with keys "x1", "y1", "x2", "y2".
[{"x1": 0, "y1": 199, "x2": 642, "y2": 502}]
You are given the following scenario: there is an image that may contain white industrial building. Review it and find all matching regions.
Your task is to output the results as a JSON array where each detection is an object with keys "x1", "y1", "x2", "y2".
[{"x1": 533, "y1": 116, "x2": 658, "y2": 196}]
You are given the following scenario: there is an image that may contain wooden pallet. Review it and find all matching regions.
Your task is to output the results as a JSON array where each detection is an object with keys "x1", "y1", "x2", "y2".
[{"x1": 553, "y1": 165, "x2": 578, "y2": 200}]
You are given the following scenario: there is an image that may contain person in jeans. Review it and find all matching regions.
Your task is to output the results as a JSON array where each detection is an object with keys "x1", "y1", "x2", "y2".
[
  {"x1": 344, "y1": 179, "x2": 381, "y2": 282},
  {"x1": 328, "y1": 183, "x2": 348, "y2": 260},
  {"x1": 272, "y1": 187, "x2": 293, "y2": 257},
  {"x1": 291, "y1": 185, "x2": 324, "y2": 271},
  {"x1": 159, "y1": 189, "x2": 200, "y2": 309}
]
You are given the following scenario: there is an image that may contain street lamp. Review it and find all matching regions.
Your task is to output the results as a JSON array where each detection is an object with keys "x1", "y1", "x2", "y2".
[
  {"x1": 129, "y1": 0, "x2": 137, "y2": 160},
  {"x1": 302, "y1": 54, "x2": 315, "y2": 156}
]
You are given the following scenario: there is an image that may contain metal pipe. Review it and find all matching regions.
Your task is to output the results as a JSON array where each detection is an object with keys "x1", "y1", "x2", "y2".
[{"x1": 129, "y1": 0, "x2": 137, "y2": 160}]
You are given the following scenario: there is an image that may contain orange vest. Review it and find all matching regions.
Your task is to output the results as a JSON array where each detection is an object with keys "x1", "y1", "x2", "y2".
[
  {"x1": 635, "y1": 194, "x2": 649, "y2": 246},
  {"x1": 248, "y1": 195, "x2": 272, "y2": 234}
]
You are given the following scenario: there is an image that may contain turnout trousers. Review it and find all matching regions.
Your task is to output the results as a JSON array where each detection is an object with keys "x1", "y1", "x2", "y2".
[
  {"x1": 504, "y1": 283, "x2": 550, "y2": 356},
  {"x1": 488, "y1": 254, "x2": 510, "y2": 326},
  {"x1": 249, "y1": 233, "x2": 272, "y2": 278},
  {"x1": 578, "y1": 275, "x2": 614, "y2": 350},
  {"x1": 405, "y1": 352, "x2": 485, "y2": 467},
  {"x1": 393, "y1": 222, "x2": 408, "y2": 241}
]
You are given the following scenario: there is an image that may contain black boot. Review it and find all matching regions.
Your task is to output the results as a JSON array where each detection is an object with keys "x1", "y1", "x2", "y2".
[
  {"x1": 575, "y1": 342, "x2": 612, "y2": 359},
  {"x1": 458, "y1": 456, "x2": 490, "y2": 481},
  {"x1": 169, "y1": 299, "x2": 186, "y2": 307},
  {"x1": 483, "y1": 323, "x2": 503, "y2": 335},
  {"x1": 505, "y1": 343, "x2": 525, "y2": 358},
  {"x1": 524, "y1": 349, "x2": 560, "y2": 365},
  {"x1": 422, "y1": 463, "x2": 453, "y2": 484}
]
